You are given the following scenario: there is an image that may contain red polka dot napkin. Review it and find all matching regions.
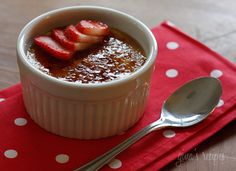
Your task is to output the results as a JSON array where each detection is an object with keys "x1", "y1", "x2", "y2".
[{"x1": 1, "y1": 21, "x2": 236, "y2": 171}]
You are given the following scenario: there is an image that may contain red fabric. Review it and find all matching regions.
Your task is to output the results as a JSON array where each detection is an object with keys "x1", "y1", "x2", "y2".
[{"x1": 1, "y1": 21, "x2": 236, "y2": 171}]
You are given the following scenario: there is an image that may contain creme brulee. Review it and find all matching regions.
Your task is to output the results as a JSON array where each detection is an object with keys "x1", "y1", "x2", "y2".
[{"x1": 27, "y1": 28, "x2": 146, "y2": 83}]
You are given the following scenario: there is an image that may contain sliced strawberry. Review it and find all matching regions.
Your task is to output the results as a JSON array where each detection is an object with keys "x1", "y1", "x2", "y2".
[
  {"x1": 34, "y1": 36, "x2": 73, "y2": 60},
  {"x1": 52, "y1": 29, "x2": 75, "y2": 50},
  {"x1": 65, "y1": 25, "x2": 103, "y2": 43},
  {"x1": 73, "y1": 42, "x2": 92, "y2": 51},
  {"x1": 51, "y1": 29, "x2": 92, "y2": 51},
  {"x1": 76, "y1": 20, "x2": 109, "y2": 36}
]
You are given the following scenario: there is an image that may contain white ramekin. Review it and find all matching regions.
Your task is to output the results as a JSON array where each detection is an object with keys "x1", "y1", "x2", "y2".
[{"x1": 16, "y1": 6, "x2": 157, "y2": 139}]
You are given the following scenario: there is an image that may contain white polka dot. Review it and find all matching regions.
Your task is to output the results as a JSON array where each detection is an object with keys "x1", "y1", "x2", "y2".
[
  {"x1": 4, "y1": 149, "x2": 18, "y2": 158},
  {"x1": 108, "y1": 159, "x2": 122, "y2": 169},
  {"x1": 0, "y1": 98, "x2": 5, "y2": 102},
  {"x1": 14, "y1": 118, "x2": 27, "y2": 126},
  {"x1": 217, "y1": 99, "x2": 224, "y2": 107},
  {"x1": 55, "y1": 154, "x2": 69, "y2": 164},
  {"x1": 166, "y1": 21, "x2": 175, "y2": 27},
  {"x1": 166, "y1": 69, "x2": 178, "y2": 78},
  {"x1": 166, "y1": 42, "x2": 179, "y2": 50},
  {"x1": 210, "y1": 69, "x2": 223, "y2": 78},
  {"x1": 163, "y1": 130, "x2": 176, "y2": 138}
]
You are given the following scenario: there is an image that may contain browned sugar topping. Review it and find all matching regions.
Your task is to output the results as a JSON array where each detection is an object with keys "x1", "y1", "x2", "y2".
[{"x1": 27, "y1": 29, "x2": 147, "y2": 83}]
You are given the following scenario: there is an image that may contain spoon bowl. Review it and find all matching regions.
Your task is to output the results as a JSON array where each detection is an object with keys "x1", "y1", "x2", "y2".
[
  {"x1": 161, "y1": 77, "x2": 222, "y2": 127},
  {"x1": 75, "y1": 77, "x2": 222, "y2": 171}
]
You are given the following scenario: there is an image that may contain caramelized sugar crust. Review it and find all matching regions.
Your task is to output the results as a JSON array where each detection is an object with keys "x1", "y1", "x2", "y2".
[{"x1": 27, "y1": 29, "x2": 147, "y2": 83}]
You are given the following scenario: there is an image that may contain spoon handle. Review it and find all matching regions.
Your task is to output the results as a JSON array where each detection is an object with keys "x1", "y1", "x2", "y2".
[{"x1": 74, "y1": 119, "x2": 166, "y2": 171}]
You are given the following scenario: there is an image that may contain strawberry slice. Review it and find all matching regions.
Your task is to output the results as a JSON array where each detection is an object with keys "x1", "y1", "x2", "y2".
[
  {"x1": 51, "y1": 29, "x2": 92, "y2": 52},
  {"x1": 74, "y1": 42, "x2": 92, "y2": 51},
  {"x1": 52, "y1": 29, "x2": 75, "y2": 50},
  {"x1": 34, "y1": 36, "x2": 73, "y2": 60},
  {"x1": 65, "y1": 25, "x2": 103, "y2": 43},
  {"x1": 76, "y1": 20, "x2": 109, "y2": 36}
]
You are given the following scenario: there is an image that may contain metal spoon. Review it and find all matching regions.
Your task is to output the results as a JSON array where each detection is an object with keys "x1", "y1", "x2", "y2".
[{"x1": 75, "y1": 77, "x2": 222, "y2": 171}]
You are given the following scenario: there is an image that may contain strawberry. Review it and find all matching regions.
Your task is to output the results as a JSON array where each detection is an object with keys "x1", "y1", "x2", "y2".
[
  {"x1": 65, "y1": 25, "x2": 103, "y2": 43},
  {"x1": 52, "y1": 29, "x2": 75, "y2": 50},
  {"x1": 76, "y1": 20, "x2": 109, "y2": 36},
  {"x1": 34, "y1": 36, "x2": 73, "y2": 60},
  {"x1": 34, "y1": 20, "x2": 110, "y2": 60},
  {"x1": 51, "y1": 29, "x2": 92, "y2": 52},
  {"x1": 73, "y1": 42, "x2": 92, "y2": 51}
]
